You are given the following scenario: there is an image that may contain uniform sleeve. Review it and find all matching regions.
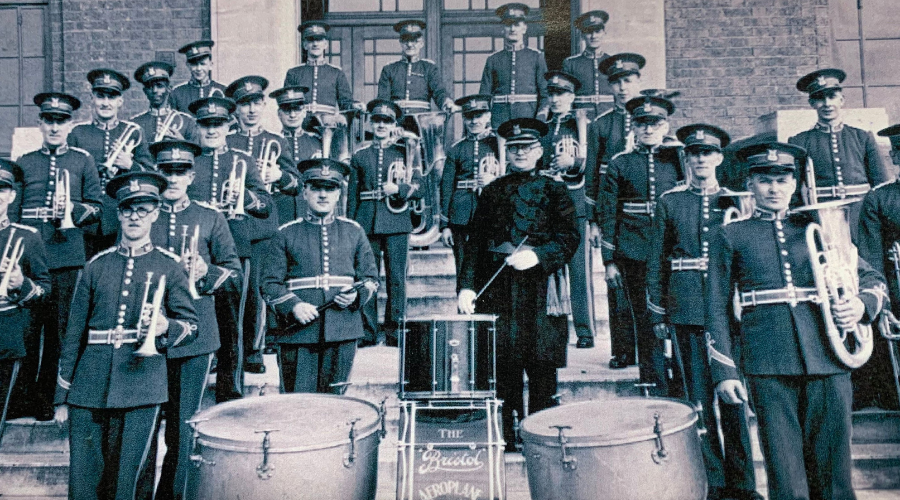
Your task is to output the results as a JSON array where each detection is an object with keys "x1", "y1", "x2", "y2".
[
  {"x1": 347, "y1": 154, "x2": 362, "y2": 220},
  {"x1": 336, "y1": 69, "x2": 354, "y2": 111},
  {"x1": 131, "y1": 128, "x2": 155, "y2": 170},
  {"x1": 398, "y1": 155, "x2": 425, "y2": 200},
  {"x1": 532, "y1": 180, "x2": 580, "y2": 273},
  {"x1": 584, "y1": 119, "x2": 602, "y2": 220},
  {"x1": 260, "y1": 231, "x2": 302, "y2": 317},
  {"x1": 274, "y1": 136, "x2": 301, "y2": 196},
  {"x1": 9, "y1": 231, "x2": 51, "y2": 307},
  {"x1": 458, "y1": 185, "x2": 493, "y2": 292},
  {"x1": 705, "y1": 225, "x2": 741, "y2": 383},
  {"x1": 74, "y1": 152, "x2": 103, "y2": 226},
  {"x1": 162, "y1": 262, "x2": 199, "y2": 350},
  {"x1": 535, "y1": 52, "x2": 550, "y2": 118},
  {"x1": 353, "y1": 226, "x2": 379, "y2": 306},
  {"x1": 479, "y1": 55, "x2": 494, "y2": 96},
  {"x1": 864, "y1": 130, "x2": 890, "y2": 186},
  {"x1": 377, "y1": 64, "x2": 392, "y2": 100},
  {"x1": 856, "y1": 256, "x2": 888, "y2": 324},
  {"x1": 240, "y1": 153, "x2": 274, "y2": 218},
  {"x1": 55, "y1": 268, "x2": 90, "y2": 404},
  {"x1": 440, "y1": 146, "x2": 460, "y2": 230},
  {"x1": 197, "y1": 212, "x2": 241, "y2": 295},
  {"x1": 597, "y1": 157, "x2": 621, "y2": 262},
  {"x1": 857, "y1": 191, "x2": 886, "y2": 276},
  {"x1": 646, "y1": 199, "x2": 669, "y2": 325},
  {"x1": 283, "y1": 67, "x2": 298, "y2": 87},
  {"x1": 426, "y1": 62, "x2": 449, "y2": 107}
]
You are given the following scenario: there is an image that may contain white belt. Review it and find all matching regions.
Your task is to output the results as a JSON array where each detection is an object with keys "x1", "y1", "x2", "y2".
[
  {"x1": 670, "y1": 258, "x2": 708, "y2": 271},
  {"x1": 359, "y1": 190, "x2": 385, "y2": 201},
  {"x1": 287, "y1": 275, "x2": 355, "y2": 291},
  {"x1": 88, "y1": 328, "x2": 139, "y2": 346},
  {"x1": 738, "y1": 287, "x2": 818, "y2": 308},
  {"x1": 456, "y1": 180, "x2": 479, "y2": 190},
  {"x1": 622, "y1": 202, "x2": 654, "y2": 215},
  {"x1": 395, "y1": 100, "x2": 430, "y2": 110},
  {"x1": 492, "y1": 94, "x2": 538, "y2": 104},
  {"x1": 302, "y1": 103, "x2": 339, "y2": 115},
  {"x1": 21, "y1": 207, "x2": 55, "y2": 220},
  {"x1": 814, "y1": 183, "x2": 869, "y2": 199},
  {"x1": 574, "y1": 95, "x2": 614, "y2": 105}
]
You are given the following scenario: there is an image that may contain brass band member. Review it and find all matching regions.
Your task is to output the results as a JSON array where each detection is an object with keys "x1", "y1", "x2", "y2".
[
  {"x1": 285, "y1": 21, "x2": 361, "y2": 113},
  {"x1": 0, "y1": 160, "x2": 51, "y2": 430},
  {"x1": 131, "y1": 61, "x2": 199, "y2": 144},
  {"x1": 170, "y1": 40, "x2": 227, "y2": 113},
  {"x1": 708, "y1": 142, "x2": 887, "y2": 500},
  {"x1": 480, "y1": 3, "x2": 550, "y2": 128},
  {"x1": 347, "y1": 99, "x2": 423, "y2": 346},
  {"x1": 54, "y1": 171, "x2": 198, "y2": 500},
  {"x1": 138, "y1": 141, "x2": 241, "y2": 500},
  {"x1": 13, "y1": 93, "x2": 102, "y2": 420},
  {"x1": 262, "y1": 159, "x2": 378, "y2": 393},
  {"x1": 597, "y1": 95, "x2": 683, "y2": 394},
  {"x1": 646, "y1": 125, "x2": 759, "y2": 500},
  {"x1": 855, "y1": 123, "x2": 900, "y2": 411},
  {"x1": 458, "y1": 118, "x2": 580, "y2": 451},
  {"x1": 563, "y1": 10, "x2": 614, "y2": 120},
  {"x1": 70, "y1": 68, "x2": 153, "y2": 255},
  {"x1": 378, "y1": 20, "x2": 457, "y2": 115},
  {"x1": 440, "y1": 94, "x2": 498, "y2": 284}
]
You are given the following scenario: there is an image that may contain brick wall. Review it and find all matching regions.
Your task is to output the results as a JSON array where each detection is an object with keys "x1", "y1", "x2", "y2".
[
  {"x1": 49, "y1": 0, "x2": 210, "y2": 121},
  {"x1": 664, "y1": 0, "x2": 833, "y2": 139}
]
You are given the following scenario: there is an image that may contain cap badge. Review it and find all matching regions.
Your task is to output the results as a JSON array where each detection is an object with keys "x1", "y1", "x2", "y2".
[
  {"x1": 767, "y1": 149, "x2": 780, "y2": 162},
  {"x1": 103, "y1": 74, "x2": 111, "y2": 85},
  {"x1": 643, "y1": 101, "x2": 653, "y2": 113},
  {"x1": 50, "y1": 97, "x2": 60, "y2": 109},
  {"x1": 509, "y1": 8, "x2": 524, "y2": 16},
  {"x1": 245, "y1": 81, "x2": 254, "y2": 92},
  {"x1": 321, "y1": 163, "x2": 330, "y2": 175},
  {"x1": 129, "y1": 179, "x2": 141, "y2": 192},
  {"x1": 208, "y1": 102, "x2": 217, "y2": 113},
  {"x1": 815, "y1": 75, "x2": 827, "y2": 87},
  {"x1": 695, "y1": 130, "x2": 705, "y2": 140},
  {"x1": 190, "y1": 47, "x2": 199, "y2": 55},
  {"x1": 512, "y1": 125, "x2": 521, "y2": 135},
  {"x1": 614, "y1": 59, "x2": 624, "y2": 69},
  {"x1": 147, "y1": 68, "x2": 156, "y2": 76},
  {"x1": 171, "y1": 149, "x2": 183, "y2": 161},
  {"x1": 286, "y1": 90, "x2": 296, "y2": 99}
]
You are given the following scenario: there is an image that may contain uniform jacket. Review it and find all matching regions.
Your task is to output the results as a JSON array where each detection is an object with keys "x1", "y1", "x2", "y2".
[
  {"x1": 562, "y1": 51, "x2": 613, "y2": 116},
  {"x1": 15, "y1": 144, "x2": 103, "y2": 269},
  {"x1": 69, "y1": 120, "x2": 155, "y2": 236},
  {"x1": 151, "y1": 199, "x2": 241, "y2": 358},
  {"x1": 377, "y1": 58, "x2": 449, "y2": 107},
  {"x1": 706, "y1": 210, "x2": 887, "y2": 383},
  {"x1": 858, "y1": 179, "x2": 900, "y2": 303},
  {"x1": 347, "y1": 141, "x2": 424, "y2": 235},
  {"x1": 543, "y1": 112, "x2": 588, "y2": 218},
  {"x1": 0, "y1": 218, "x2": 50, "y2": 360},
  {"x1": 170, "y1": 79, "x2": 228, "y2": 114},
  {"x1": 479, "y1": 46, "x2": 549, "y2": 126},
  {"x1": 227, "y1": 128, "x2": 301, "y2": 227},
  {"x1": 646, "y1": 185, "x2": 736, "y2": 326},
  {"x1": 439, "y1": 130, "x2": 498, "y2": 229},
  {"x1": 261, "y1": 214, "x2": 378, "y2": 344},
  {"x1": 459, "y1": 169, "x2": 580, "y2": 367},
  {"x1": 284, "y1": 61, "x2": 354, "y2": 111},
  {"x1": 55, "y1": 242, "x2": 199, "y2": 408},
  {"x1": 788, "y1": 123, "x2": 889, "y2": 193},
  {"x1": 585, "y1": 107, "x2": 632, "y2": 220},
  {"x1": 598, "y1": 145, "x2": 683, "y2": 263},
  {"x1": 187, "y1": 147, "x2": 273, "y2": 257},
  {"x1": 282, "y1": 128, "x2": 342, "y2": 165},
  {"x1": 131, "y1": 106, "x2": 199, "y2": 145}
]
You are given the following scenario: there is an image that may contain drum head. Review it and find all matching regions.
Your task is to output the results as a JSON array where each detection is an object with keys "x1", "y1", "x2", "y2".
[
  {"x1": 520, "y1": 398, "x2": 697, "y2": 447},
  {"x1": 405, "y1": 314, "x2": 497, "y2": 323},
  {"x1": 193, "y1": 394, "x2": 380, "y2": 452}
]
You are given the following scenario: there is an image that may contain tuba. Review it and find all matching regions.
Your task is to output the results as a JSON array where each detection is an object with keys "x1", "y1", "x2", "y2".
[
  {"x1": 412, "y1": 112, "x2": 447, "y2": 175},
  {"x1": 134, "y1": 272, "x2": 166, "y2": 357},
  {"x1": 103, "y1": 122, "x2": 142, "y2": 175},
  {"x1": 221, "y1": 155, "x2": 247, "y2": 219},
  {"x1": 0, "y1": 229, "x2": 24, "y2": 298},
  {"x1": 385, "y1": 133, "x2": 421, "y2": 215},
  {"x1": 258, "y1": 139, "x2": 282, "y2": 194},
  {"x1": 181, "y1": 225, "x2": 201, "y2": 300},
  {"x1": 154, "y1": 110, "x2": 189, "y2": 142},
  {"x1": 795, "y1": 198, "x2": 873, "y2": 368},
  {"x1": 54, "y1": 169, "x2": 75, "y2": 229}
]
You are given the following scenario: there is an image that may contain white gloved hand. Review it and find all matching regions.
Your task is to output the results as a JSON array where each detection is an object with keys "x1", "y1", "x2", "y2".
[
  {"x1": 506, "y1": 249, "x2": 539, "y2": 271},
  {"x1": 458, "y1": 289, "x2": 476, "y2": 315}
]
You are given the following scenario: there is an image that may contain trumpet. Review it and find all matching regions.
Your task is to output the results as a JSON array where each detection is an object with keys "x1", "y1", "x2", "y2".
[
  {"x1": 220, "y1": 155, "x2": 247, "y2": 219},
  {"x1": 0, "y1": 229, "x2": 24, "y2": 298},
  {"x1": 181, "y1": 225, "x2": 201, "y2": 300},
  {"x1": 154, "y1": 110, "x2": 189, "y2": 142},
  {"x1": 258, "y1": 139, "x2": 282, "y2": 194},
  {"x1": 54, "y1": 169, "x2": 75, "y2": 229},
  {"x1": 103, "y1": 122, "x2": 142, "y2": 175},
  {"x1": 134, "y1": 272, "x2": 166, "y2": 357}
]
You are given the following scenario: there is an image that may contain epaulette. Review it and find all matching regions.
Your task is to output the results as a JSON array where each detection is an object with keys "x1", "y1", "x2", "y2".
[
  {"x1": 278, "y1": 218, "x2": 304, "y2": 231},
  {"x1": 86, "y1": 246, "x2": 117, "y2": 265},
  {"x1": 337, "y1": 216, "x2": 362, "y2": 229},
  {"x1": 71, "y1": 121, "x2": 92, "y2": 128},
  {"x1": 68, "y1": 146, "x2": 92, "y2": 157},
  {"x1": 564, "y1": 54, "x2": 578, "y2": 61},
  {"x1": 609, "y1": 149, "x2": 630, "y2": 162},
  {"x1": 121, "y1": 119, "x2": 139, "y2": 127},
  {"x1": 129, "y1": 111, "x2": 148, "y2": 121},
  {"x1": 326, "y1": 62, "x2": 343, "y2": 70},
  {"x1": 10, "y1": 222, "x2": 38, "y2": 233},
  {"x1": 872, "y1": 180, "x2": 894, "y2": 192},
  {"x1": 719, "y1": 186, "x2": 739, "y2": 195},
  {"x1": 421, "y1": 58, "x2": 435, "y2": 65},
  {"x1": 173, "y1": 82, "x2": 189, "y2": 90},
  {"x1": 450, "y1": 136, "x2": 468, "y2": 149},
  {"x1": 194, "y1": 200, "x2": 221, "y2": 212},
  {"x1": 525, "y1": 46, "x2": 542, "y2": 54},
  {"x1": 660, "y1": 184, "x2": 690, "y2": 197},
  {"x1": 156, "y1": 246, "x2": 182, "y2": 262}
]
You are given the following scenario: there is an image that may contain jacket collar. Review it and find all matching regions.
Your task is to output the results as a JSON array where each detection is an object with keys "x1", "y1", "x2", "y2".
[
  {"x1": 305, "y1": 210, "x2": 335, "y2": 225},
  {"x1": 93, "y1": 118, "x2": 120, "y2": 131},
  {"x1": 582, "y1": 49, "x2": 608, "y2": 60},
  {"x1": 814, "y1": 121, "x2": 844, "y2": 133},
  {"x1": 117, "y1": 240, "x2": 154, "y2": 257},
  {"x1": 504, "y1": 41, "x2": 525, "y2": 52},
  {"x1": 236, "y1": 125, "x2": 263, "y2": 137},
  {"x1": 306, "y1": 57, "x2": 327, "y2": 66},
  {"x1": 467, "y1": 129, "x2": 494, "y2": 141},
  {"x1": 161, "y1": 197, "x2": 191, "y2": 213},
  {"x1": 0, "y1": 217, "x2": 8, "y2": 231},
  {"x1": 688, "y1": 182, "x2": 720, "y2": 195},
  {"x1": 41, "y1": 143, "x2": 69, "y2": 155},
  {"x1": 202, "y1": 145, "x2": 229, "y2": 156},
  {"x1": 753, "y1": 207, "x2": 788, "y2": 221}
]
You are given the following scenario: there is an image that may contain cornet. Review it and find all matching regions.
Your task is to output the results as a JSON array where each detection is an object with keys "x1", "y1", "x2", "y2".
[
  {"x1": 0, "y1": 229, "x2": 24, "y2": 298},
  {"x1": 181, "y1": 225, "x2": 201, "y2": 300},
  {"x1": 134, "y1": 272, "x2": 166, "y2": 357},
  {"x1": 220, "y1": 155, "x2": 248, "y2": 219},
  {"x1": 54, "y1": 169, "x2": 75, "y2": 229},
  {"x1": 476, "y1": 155, "x2": 502, "y2": 193},
  {"x1": 258, "y1": 139, "x2": 282, "y2": 194},
  {"x1": 103, "y1": 122, "x2": 142, "y2": 175},
  {"x1": 154, "y1": 110, "x2": 189, "y2": 142}
]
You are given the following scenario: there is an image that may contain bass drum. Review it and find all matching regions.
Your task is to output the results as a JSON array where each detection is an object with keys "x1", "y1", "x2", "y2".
[
  {"x1": 520, "y1": 398, "x2": 706, "y2": 500},
  {"x1": 185, "y1": 394, "x2": 382, "y2": 500}
]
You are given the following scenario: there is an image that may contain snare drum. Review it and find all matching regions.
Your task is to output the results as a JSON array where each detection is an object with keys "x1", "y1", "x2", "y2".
[
  {"x1": 400, "y1": 314, "x2": 497, "y2": 399},
  {"x1": 185, "y1": 394, "x2": 383, "y2": 500},
  {"x1": 520, "y1": 398, "x2": 707, "y2": 500}
]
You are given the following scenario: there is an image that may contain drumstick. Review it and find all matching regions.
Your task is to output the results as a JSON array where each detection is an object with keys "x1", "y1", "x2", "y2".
[{"x1": 475, "y1": 236, "x2": 529, "y2": 300}]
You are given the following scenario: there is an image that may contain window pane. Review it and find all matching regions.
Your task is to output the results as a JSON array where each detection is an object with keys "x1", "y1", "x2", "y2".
[
  {"x1": 397, "y1": 0, "x2": 423, "y2": 11},
  {"x1": 22, "y1": 58, "x2": 44, "y2": 97},
  {"x1": 862, "y1": 0, "x2": 900, "y2": 39},
  {"x1": 465, "y1": 37, "x2": 492, "y2": 52},
  {"x1": 21, "y1": 8, "x2": 44, "y2": 58},
  {"x1": 864, "y1": 40, "x2": 900, "y2": 86},
  {"x1": 0, "y1": 9, "x2": 18, "y2": 58},
  {"x1": 868, "y1": 86, "x2": 900, "y2": 124},
  {"x1": 375, "y1": 38, "x2": 398, "y2": 53},
  {"x1": 465, "y1": 53, "x2": 488, "y2": 81},
  {"x1": 365, "y1": 55, "x2": 375, "y2": 82},
  {"x1": 444, "y1": 0, "x2": 468, "y2": 9},
  {"x1": 454, "y1": 54, "x2": 463, "y2": 81},
  {"x1": 834, "y1": 40, "x2": 862, "y2": 86},
  {"x1": 0, "y1": 106, "x2": 17, "y2": 153},
  {"x1": 840, "y1": 86, "x2": 865, "y2": 109},
  {"x1": 830, "y1": 0, "x2": 860, "y2": 40},
  {"x1": 487, "y1": 0, "x2": 538, "y2": 8},
  {"x1": 329, "y1": 0, "x2": 376, "y2": 12},
  {"x1": 0, "y1": 59, "x2": 19, "y2": 105},
  {"x1": 364, "y1": 39, "x2": 374, "y2": 53}
]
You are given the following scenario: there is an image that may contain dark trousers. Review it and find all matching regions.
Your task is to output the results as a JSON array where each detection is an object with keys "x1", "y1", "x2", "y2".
[
  {"x1": 569, "y1": 219, "x2": 595, "y2": 339},
  {"x1": 243, "y1": 242, "x2": 268, "y2": 364},
  {"x1": 363, "y1": 233, "x2": 408, "y2": 343},
  {"x1": 69, "y1": 404, "x2": 161, "y2": 500},
  {"x1": 748, "y1": 374, "x2": 855, "y2": 500},
  {"x1": 851, "y1": 334, "x2": 900, "y2": 410},
  {"x1": 617, "y1": 258, "x2": 667, "y2": 395},
  {"x1": 0, "y1": 359, "x2": 21, "y2": 445},
  {"x1": 497, "y1": 360, "x2": 558, "y2": 447},
  {"x1": 277, "y1": 341, "x2": 356, "y2": 394},
  {"x1": 19, "y1": 267, "x2": 79, "y2": 413},
  {"x1": 448, "y1": 225, "x2": 471, "y2": 290},
  {"x1": 214, "y1": 258, "x2": 247, "y2": 403},
  {"x1": 137, "y1": 354, "x2": 213, "y2": 500},
  {"x1": 608, "y1": 266, "x2": 638, "y2": 362},
  {"x1": 670, "y1": 325, "x2": 755, "y2": 492}
]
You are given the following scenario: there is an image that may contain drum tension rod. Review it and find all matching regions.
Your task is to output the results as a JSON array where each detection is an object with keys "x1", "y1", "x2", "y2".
[
  {"x1": 550, "y1": 425, "x2": 577, "y2": 471},
  {"x1": 512, "y1": 410, "x2": 523, "y2": 452},
  {"x1": 343, "y1": 418, "x2": 361, "y2": 468},
  {"x1": 379, "y1": 398, "x2": 388, "y2": 439},
  {"x1": 186, "y1": 418, "x2": 214, "y2": 468},
  {"x1": 255, "y1": 428, "x2": 280, "y2": 479},
  {"x1": 651, "y1": 413, "x2": 669, "y2": 465}
]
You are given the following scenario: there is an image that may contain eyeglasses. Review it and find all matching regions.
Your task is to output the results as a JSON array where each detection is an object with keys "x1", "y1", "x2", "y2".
[
  {"x1": 633, "y1": 120, "x2": 666, "y2": 130},
  {"x1": 371, "y1": 116, "x2": 395, "y2": 124},
  {"x1": 507, "y1": 143, "x2": 540, "y2": 154},
  {"x1": 119, "y1": 206, "x2": 157, "y2": 219}
]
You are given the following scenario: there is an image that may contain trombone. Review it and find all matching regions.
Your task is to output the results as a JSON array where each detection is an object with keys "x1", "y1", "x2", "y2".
[
  {"x1": 0, "y1": 229, "x2": 24, "y2": 298},
  {"x1": 54, "y1": 169, "x2": 75, "y2": 229},
  {"x1": 154, "y1": 110, "x2": 190, "y2": 142},
  {"x1": 134, "y1": 272, "x2": 166, "y2": 357},
  {"x1": 103, "y1": 122, "x2": 142, "y2": 176},
  {"x1": 220, "y1": 155, "x2": 247, "y2": 219},
  {"x1": 181, "y1": 225, "x2": 201, "y2": 300},
  {"x1": 258, "y1": 139, "x2": 282, "y2": 194}
]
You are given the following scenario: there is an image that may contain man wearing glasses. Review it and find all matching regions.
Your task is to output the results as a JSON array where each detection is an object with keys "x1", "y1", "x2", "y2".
[{"x1": 597, "y1": 95, "x2": 683, "y2": 396}]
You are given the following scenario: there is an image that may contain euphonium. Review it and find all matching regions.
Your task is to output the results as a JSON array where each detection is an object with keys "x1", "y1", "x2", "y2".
[
  {"x1": 54, "y1": 169, "x2": 75, "y2": 229},
  {"x1": 412, "y1": 111, "x2": 447, "y2": 174},
  {"x1": 154, "y1": 110, "x2": 189, "y2": 142},
  {"x1": 221, "y1": 155, "x2": 247, "y2": 219},
  {"x1": 0, "y1": 229, "x2": 24, "y2": 298},
  {"x1": 181, "y1": 225, "x2": 201, "y2": 300},
  {"x1": 258, "y1": 139, "x2": 282, "y2": 194},
  {"x1": 385, "y1": 159, "x2": 410, "y2": 214},
  {"x1": 208, "y1": 88, "x2": 225, "y2": 98},
  {"x1": 477, "y1": 154, "x2": 502, "y2": 193},
  {"x1": 799, "y1": 198, "x2": 873, "y2": 368},
  {"x1": 134, "y1": 272, "x2": 166, "y2": 357},
  {"x1": 103, "y1": 122, "x2": 142, "y2": 175},
  {"x1": 385, "y1": 133, "x2": 421, "y2": 214},
  {"x1": 877, "y1": 242, "x2": 900, "y2": 341}
]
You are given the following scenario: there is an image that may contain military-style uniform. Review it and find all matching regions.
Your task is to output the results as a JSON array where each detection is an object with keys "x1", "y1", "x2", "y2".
[
  {"x1": 170, "y1": 40, "x2": 226, "y2": 113},
  {"x1": 377, "y1": 57, "x2": 449, "y2": 113},
  {"x1": 284, "y1": 59, "x2": 354, "y2": 113},
  {"x1": 131, "y1": 108, "x2": 198, "y2": 145},
  {"x1": 479, "y1": 44, "x2": 549, "y2": 129},
  {"x1": 707, "y1": 143, "x2": 888, "y2": 500},
  {"x1": 562, "y1": 51, "x2": 612, "y2": 120},
  {"x1": 226, "y1": 129, "x2": 300, "y2": 224}
]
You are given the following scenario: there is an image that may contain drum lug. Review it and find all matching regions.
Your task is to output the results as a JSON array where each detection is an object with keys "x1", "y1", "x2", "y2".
[
  {"x1": 254, "y1": 428, "x2": 280, "y2": 480},
  {"x1": 551, "y1": 425, "x2": 577, "y2": 471},
  {"x1": 651, "y1": 413, "x2": 669, "y2": 464},
  {"x1": 693, "y1": 402, "x2": 708, "y2": 437},
  {"x1": 512, "y1": 410, "x2": 523, "y2": 452},
  {"x1": 379, "y1": 398, "x2": 388, "y2": 439},
  {"x1": 343, "y1": 418, "x2": 360, "y2": 468},
  {"x1": 186, "y1": 418, "x2": 214, "y2": 468}
]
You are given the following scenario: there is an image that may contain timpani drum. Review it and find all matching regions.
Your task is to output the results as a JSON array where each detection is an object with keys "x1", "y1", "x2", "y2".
[
  {"x1": 185, "y1": 394, "x2": 383, "y2": 500},
  {"x1": 400, "y1": 314, "x2": 497, "y2": 399},
  {"x1": 520, "y1": 398, "x2": 707, "y2": 500}
]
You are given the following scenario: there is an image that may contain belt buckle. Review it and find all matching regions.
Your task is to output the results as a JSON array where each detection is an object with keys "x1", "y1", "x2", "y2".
[
  {"x1": 113, "y1": 325, "x2": 125, "y2": 349},
  {"x1": 786, "y1": 285, "x2": 798, "y2": 307}
]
